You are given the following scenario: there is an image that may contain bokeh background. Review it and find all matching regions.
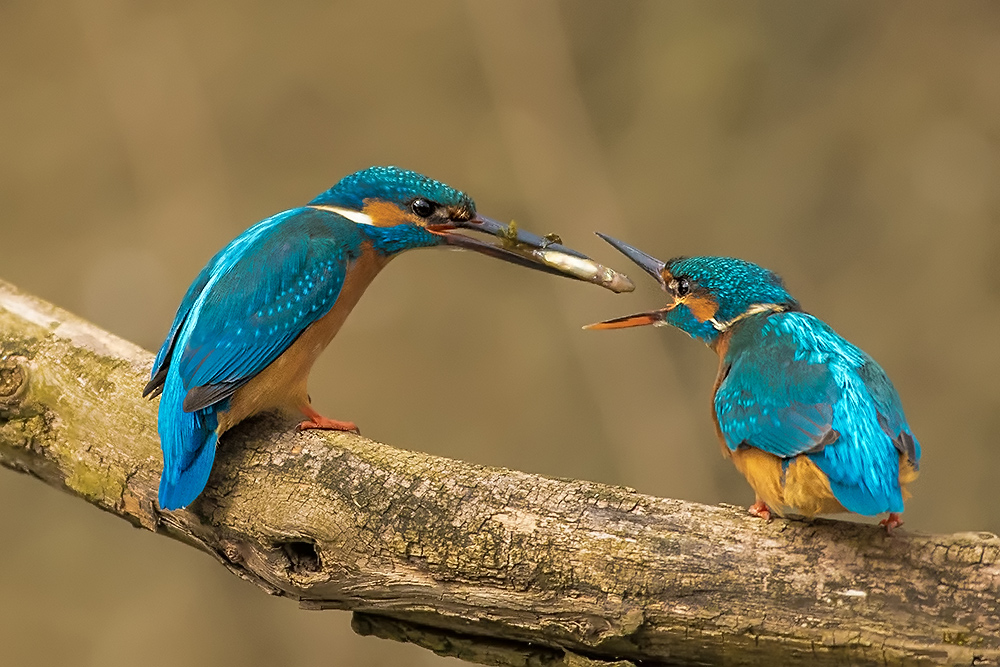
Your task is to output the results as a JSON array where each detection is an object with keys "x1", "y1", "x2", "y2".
[{"x1": 2, "y1": 1, "x2": 999, "y2": 665}]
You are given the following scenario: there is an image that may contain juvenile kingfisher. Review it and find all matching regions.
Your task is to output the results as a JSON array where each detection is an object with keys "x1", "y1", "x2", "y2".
[
  {"x1": 145, "y1": 166, "x2": 627, "y2": 510},
  {"x1": 586, "y1": 234, "x2": 920, "y2": 532}
]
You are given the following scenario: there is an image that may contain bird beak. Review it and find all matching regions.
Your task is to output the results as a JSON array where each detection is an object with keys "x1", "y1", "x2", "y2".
[
  {"x1": 427, "y1": 215, "x2": 635, "y2": 293},
  {"x1": 594, "y1": 232, "x2": 667, "y2": 287},
  {"x1": 584, "y1": 232, "x2": 675, "y2": 330},
  {"x1": 454, "y1": 215, "x2": 591, "y2": 259},
  {"x1": 583, "y1": 305, "x2": 675, "y2": 330}
]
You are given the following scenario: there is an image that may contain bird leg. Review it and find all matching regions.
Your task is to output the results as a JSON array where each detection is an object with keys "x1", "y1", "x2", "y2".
[
  {"x1": 748, "y1": 499, "x2": 772, "y2": 522},
  {"x1": 879, "y1": 513, "x2": 904, "y2": 534},
  {"x1": 297, "y1": 404, "x2": 360, "y2": 434}
]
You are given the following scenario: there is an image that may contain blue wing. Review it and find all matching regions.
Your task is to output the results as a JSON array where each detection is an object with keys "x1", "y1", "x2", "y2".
[
  {"x1": 857, "y1": 359, "x2": 921, "y2": 468},
  {"x1": 715, "y1": 315, "x2": 840, "y2": 457},
  {"x1": 716, "y1": 312, "x2": 911, "y2": 515},
  {"x1": 175, "y1": 208, "x2": 362, "y2": 410}
]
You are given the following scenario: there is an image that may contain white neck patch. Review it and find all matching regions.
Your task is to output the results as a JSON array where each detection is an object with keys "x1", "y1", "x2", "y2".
[
  {"x1": 712, "y1": 302, "x2": 786, "y2": 331},
  {"x1": 309, "y1": 204, "x2": 375, "y2": 226}
]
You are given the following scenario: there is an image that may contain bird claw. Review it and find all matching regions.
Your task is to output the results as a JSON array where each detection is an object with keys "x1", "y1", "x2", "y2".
[
  {"x1": 748, "y1": 500, "x2": 772, "y2": 522},
  {"x1": 297, "y1": 417, "x2": 360, "y2": 435},
  {"x1": 879, "y1": 513, "x2": 903, "y2": 534}
]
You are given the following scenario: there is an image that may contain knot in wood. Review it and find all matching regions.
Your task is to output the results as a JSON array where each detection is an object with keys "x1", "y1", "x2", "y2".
[
  {"x1": 222, "y1": 541, "x2": 244, "y2": 564},
  {"x1": 0, "y1": 355, "x2": 28, "y2": 409}
]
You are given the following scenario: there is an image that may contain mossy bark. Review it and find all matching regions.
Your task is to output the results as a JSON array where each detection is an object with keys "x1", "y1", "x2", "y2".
[{"x1": 0, "y1": 279, "x2": 997, "y2": 667}]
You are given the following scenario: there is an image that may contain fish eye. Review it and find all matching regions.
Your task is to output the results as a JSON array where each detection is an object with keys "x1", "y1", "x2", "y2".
[
  {"x1": 411, "y1": 199, "x2": 436, "y2": 218},
  {"x1": 675, "y1": 276, "x2": 691, "y2": 297}
]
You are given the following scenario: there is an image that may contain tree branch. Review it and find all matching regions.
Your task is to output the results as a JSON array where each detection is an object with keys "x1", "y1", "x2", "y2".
[{"x1": 0, "y1": 278, "x2": 996, "y2": 667}]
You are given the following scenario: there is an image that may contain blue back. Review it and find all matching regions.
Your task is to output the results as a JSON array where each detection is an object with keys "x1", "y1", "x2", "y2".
[{"x1": 714, "y1": 311, "x2": 920, "y2": 515}]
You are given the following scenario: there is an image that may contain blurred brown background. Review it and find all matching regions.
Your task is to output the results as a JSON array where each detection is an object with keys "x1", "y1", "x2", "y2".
[{"x1": 2, "y1": 1, "x2": 999, "y2": 665}]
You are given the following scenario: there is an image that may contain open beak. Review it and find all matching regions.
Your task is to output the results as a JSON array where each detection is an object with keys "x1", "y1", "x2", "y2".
[
  {"x1": 428, "y1": 215, "x2": 635, "y2": 293},
  {"x1": 584, "y1": 232, "x2": 675, "y2": 329}
]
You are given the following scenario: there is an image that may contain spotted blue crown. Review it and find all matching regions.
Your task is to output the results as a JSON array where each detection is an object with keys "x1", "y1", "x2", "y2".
[{"x1": 309, "y1": 166, "x2": 476, "y2": 213}]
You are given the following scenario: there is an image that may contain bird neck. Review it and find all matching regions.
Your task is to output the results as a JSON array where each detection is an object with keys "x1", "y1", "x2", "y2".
[
  {"x1": 360, "y1": 224, "x2": 443, "y2": 257},
  {"x1": 709, "y1": 327, "x2": 734, "y2": 358},
  {"x1": 688, "y1": 302, "x2": 790, "y2": 348},
  {"x1": 712, "y1": 302, "x2": 790, "y2": 332}
]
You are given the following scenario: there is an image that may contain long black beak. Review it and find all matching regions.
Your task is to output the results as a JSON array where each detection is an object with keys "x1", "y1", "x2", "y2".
[
  {"x1": 432, "y1": 216, "x2": 635, "y2": 293},
  {"x1": 595, "y1": 232, "x2": 667, "y2": 287},
  {"x1": 584, "y1": 232, "x2": 675, "y2": 330}
]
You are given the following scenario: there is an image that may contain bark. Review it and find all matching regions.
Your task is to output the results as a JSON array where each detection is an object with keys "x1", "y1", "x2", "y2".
[{"x1": 0, "y1": 278, "x2": 996, "y2": 667}]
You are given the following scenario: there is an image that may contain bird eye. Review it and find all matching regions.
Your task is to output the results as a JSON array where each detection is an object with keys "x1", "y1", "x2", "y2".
[
  {"x1": 675, "y1": 277, "x2": 691, "y2": 297},
  {"x1": 411, "y1": 198, "x2": 436, "y2": 218}
]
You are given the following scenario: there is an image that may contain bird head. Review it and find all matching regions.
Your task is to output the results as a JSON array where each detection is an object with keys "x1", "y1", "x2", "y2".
[
  {"x1": 585, "y1": 233, "x2": 799, "y2": 343},
  {"x1": 309, "y1": 165, "x2": 478, "y2": 229},
  {"x1": 308, "y1": 166, "x2": 631, "y2": 288}
]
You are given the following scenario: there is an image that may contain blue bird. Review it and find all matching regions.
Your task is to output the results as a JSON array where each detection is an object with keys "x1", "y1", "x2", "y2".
[
  {"x1": 586, "y1": 234, "x2": 920, "y2": 532},
  {"x1": 144, "y1": 166, "x2": 627, "y2": 510}
]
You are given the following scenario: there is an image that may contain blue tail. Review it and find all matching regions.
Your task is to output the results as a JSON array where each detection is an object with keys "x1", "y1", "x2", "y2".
[{"x1": 157, "y1": 369, "x2": 222, "y2": 510}]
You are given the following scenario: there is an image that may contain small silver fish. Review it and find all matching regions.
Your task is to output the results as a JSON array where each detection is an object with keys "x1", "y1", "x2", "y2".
[
  {"x1": 530, "y1": 248, "x2": 635, "y2": 293},
  {"x1": 496, "y1": 220, "x2": 634, "y2": 293}
]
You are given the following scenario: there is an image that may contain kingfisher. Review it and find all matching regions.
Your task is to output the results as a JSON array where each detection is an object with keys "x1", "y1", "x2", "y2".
[
  {"x1": 586, "y1": 234, "x2": 920, "y2": 532},
  {"x1": 144, "y1": 166, "x2": 628, "y2": 510}
]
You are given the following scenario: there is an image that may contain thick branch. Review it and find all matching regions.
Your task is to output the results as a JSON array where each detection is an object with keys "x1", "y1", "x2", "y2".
[{"x1": 0, "y1": 279, "x2": 996, "y2": 667}]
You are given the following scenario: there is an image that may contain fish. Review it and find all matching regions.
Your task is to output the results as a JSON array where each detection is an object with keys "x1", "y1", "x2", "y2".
[{"x1": 499, "y1": 221, "x2": 635, "y2": 293}]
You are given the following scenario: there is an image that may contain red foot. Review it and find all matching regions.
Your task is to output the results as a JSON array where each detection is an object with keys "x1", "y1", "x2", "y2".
[
  {"x1": 297, "y1": 405, "x2": 360, "y2": 434},
  {"x1": 298, "y1": 417, "x2": 359, "y2": 433},
  {"x1": 879, "y1": 513, "x2": 904, "y2": 534},
  {"x1": 748, "y1": 500, "x2": 772, "y2": 522}
]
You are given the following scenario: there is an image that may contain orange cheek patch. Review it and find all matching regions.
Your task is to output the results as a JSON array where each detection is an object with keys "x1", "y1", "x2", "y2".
[
  {"x1": 684, "y1": 294, "x2": 719, "y2": 323},
  {"x1": 361, "y1": 199, "x2": 423, "y2": 228}
]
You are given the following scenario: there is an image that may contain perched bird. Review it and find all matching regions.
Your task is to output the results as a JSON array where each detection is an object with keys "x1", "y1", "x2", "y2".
[
  {"x1": 586, "y1": 234, "x2": 920, "y2": 532},
  {"x1": 145, "y1": 166, "x2": 629, "y2": 510}
]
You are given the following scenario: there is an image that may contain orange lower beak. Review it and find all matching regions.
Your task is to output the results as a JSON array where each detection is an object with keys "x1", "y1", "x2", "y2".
[{"x1": 583, "y1": 306, "x2": 674, "y2": 330}]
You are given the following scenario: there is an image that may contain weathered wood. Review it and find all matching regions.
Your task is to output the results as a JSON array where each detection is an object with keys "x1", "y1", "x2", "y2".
[{"x1": 0, "y1": 278, "x2": 996, "y2": 667}]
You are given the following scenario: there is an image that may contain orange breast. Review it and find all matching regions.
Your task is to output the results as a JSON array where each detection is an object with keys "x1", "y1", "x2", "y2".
[{"x1": 709, "y1": 330, "x2": 733, "y2": 458}]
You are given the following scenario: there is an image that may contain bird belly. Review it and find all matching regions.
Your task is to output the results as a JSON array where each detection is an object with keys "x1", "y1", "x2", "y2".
[
  {"x1": 729, "y1": 448, "x2": 845, "y2": 517},
  {"x1": 898, "y1": 455, "x2": 919, "y2": 501},
  {"x1": 783, "y1": 456, "x2": 846, "y2": 516},
  {"x1": 731, "y1": 451, "x2": 917, "y2": 518},
  {"x1": 729, "y1": 446, "x2": 785, "y2": 514},
  {"x1": 217, "y1": 247, "x2": 389, "y2": 433}
]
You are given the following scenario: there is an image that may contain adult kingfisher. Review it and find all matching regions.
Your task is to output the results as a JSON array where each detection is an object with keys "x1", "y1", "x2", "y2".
[
  {"x1": 145, "y1": 166, "x2": 629, "y2": 510},
  {"x1": 585, "y1": 234, "x2": 920, "y2": 532}
]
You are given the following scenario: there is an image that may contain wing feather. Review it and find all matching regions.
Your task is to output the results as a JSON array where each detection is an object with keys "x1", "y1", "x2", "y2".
[
  {"x1": 859, "y1": 359, "x2": 921, "y2": 467},
  {"x1": 715, "y1": 321, "x2": 839, "y2": 457}
]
